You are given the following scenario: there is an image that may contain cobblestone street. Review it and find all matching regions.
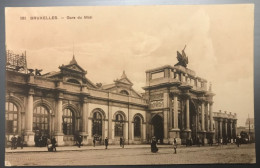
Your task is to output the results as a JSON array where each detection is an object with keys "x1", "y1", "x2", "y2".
[{"x1": 5, "y1": 143, "x2": 256, "y2": 166}]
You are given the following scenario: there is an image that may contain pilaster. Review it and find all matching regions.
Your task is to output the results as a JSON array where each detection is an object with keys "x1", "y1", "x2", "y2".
[{"x1": 24, "y1": 87, "x2": 35, "y2": 146}]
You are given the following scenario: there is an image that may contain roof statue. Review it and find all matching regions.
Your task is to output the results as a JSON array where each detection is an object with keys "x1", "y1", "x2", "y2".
[{"x1": 175, "y1": 45, "x2": 189, "y2": 68}]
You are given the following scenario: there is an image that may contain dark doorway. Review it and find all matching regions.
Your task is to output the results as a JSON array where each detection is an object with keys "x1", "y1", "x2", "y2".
[
  {"x1": 189, "y1": 102, "x2": 197, "y2": 144},
  {"x1": 151, "y1": 115, "x2": 164, "y2": 144}
]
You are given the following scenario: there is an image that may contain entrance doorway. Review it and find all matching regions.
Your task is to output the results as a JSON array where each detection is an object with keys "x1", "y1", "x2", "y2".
[
  {"x1": 151, "y1": 115, "x2": 164, "y2": 144},
  {"x1": 190, "y1": 102, "x2": 197, "y2": 144}
]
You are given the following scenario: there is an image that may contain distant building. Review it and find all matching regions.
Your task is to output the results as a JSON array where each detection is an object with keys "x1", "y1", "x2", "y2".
[
  {"x1": 237, "y1": 118, "x2": 255, "y2": 142},
  {"x1": 213, "y1": 110, "x2": 237, "y2": 141}
]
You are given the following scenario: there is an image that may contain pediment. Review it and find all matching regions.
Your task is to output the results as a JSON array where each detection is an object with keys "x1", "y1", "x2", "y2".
[
  {"x1": 62, "y1": 64, "x2": 86, "y2": 73},
  {"x1": 118, "y1": 78, "x2": 132, "y2": 85}
]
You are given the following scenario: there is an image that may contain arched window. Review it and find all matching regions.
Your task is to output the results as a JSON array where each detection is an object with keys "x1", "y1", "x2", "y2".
[
  {"x1": 5, "y1": 102, "x2": 18, "y2": 134},
  {"x1": 67, "y1": 79, "x2": 80, "y2": 84},
  {"x1": 92, "y1": 112, "x2": 102, "y2": 136},
  {"x1": 134, "y1": 116, "x2": 141, "y2": 137},
  {"x1": 115, "y1": 114, "x2": 124, "y2": 137},
  {"x1": 62, "y1": 108, "x2": 75, "y2": 135},
  {"x1": 33, "y1": 106, "x2": 49, "y2": 136},
  {"x1": 120, "y1": 90, "x2": 129, "y2": 95}
]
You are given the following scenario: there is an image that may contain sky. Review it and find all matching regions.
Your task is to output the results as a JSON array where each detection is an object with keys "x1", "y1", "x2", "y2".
[{"x1": 5, "y1": 4, "x2": 254, "y2": 126}]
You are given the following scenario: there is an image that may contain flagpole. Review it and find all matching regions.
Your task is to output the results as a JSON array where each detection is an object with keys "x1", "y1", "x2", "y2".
[{"x1": 248, "y1": 114, "x2": 250, "y2": 143}]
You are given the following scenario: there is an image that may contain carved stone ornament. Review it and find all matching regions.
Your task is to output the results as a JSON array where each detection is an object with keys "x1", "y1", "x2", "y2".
[{"x1": 150, "y1": 100, "x2": 163, "y2": 108}]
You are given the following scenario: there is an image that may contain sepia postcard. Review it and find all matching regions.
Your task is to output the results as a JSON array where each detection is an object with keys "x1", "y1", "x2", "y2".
[{"x1": 4, "y1": 4, "x2": 255, "y2": 166}]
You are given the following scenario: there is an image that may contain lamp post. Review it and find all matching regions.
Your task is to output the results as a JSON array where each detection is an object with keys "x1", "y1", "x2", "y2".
[{"x1": 248, "y1": 114, "x2": 251, "y2": 143}]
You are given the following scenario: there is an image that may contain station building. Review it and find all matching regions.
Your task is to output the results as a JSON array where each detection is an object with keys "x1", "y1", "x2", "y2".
[{"x1": 5, "y1": 52, "x2": 237, "y2": 146}]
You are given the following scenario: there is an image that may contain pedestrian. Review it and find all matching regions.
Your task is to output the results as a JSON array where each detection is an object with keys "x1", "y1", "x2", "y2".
[
  {"x1": 236, "y1": 135, "x2": 240, "y2": 147},
  {"x1": 121, "y1": 137, "x2": 124, "y2": 148},
  {"x1": 11, "y1": 135, "x2": 17, "y2": 150},
  {"x1": 47, "y1": 138, "x2": 53, "y2": 152},
  {"x1": 151, "y1": 136, "x2": 158, "y2": 153},
  {"x1": 173, "y1": 138, "x2": 177, "y2": 154},
  {"x1": 220, "y1": 137, "x2": 223, "y2": 146},
  {"x1": 17, "y1": 136, "x2": 23, "y2": 149},
  {"x1": 197, "y1": 136, "x2": 201, "y2": 147},
  {"x1": 77, "y1": 135, "x2": 83, "y2": 148},
  {"x1": 105, "y1": 137, "x2": 109, "y2": 149},
  {"x1": 93, "y1": 138, "x2": 95, "y2": 147},
  {"x1": 186, "y1": 138, "x2": 189, "y2": 147},
  {"x1": 120, "y1": 137, "x2": 123, "y2": 147},
  {"x1": 190, "y1": 137, "x2": 193, "y2": 146},
  {"x1": 210, "y1": 137, "x2": 213, "y2": 146},
  {"x1": 51, "y1": 137, "x2": 57, "y2": 151}
]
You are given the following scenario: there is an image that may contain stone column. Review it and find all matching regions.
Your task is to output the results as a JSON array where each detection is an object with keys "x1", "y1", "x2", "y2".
[
  {"x1": 124, "y1": 122, "x2": 129, "y2": 142},
  {"x1": 169, "y1": 96, "x2": 173, "y2": 129},
  {"x1": 88, "y1": 119, "x2": 92, "y2": 138},
  {"x1": 224, "y1": 119, "x2": 228, "y2": 138},
  {"x1": 25, "y1": 88, "x2": 35, "y2": 146},
  {"x1": 163, "y1": 110, "x2": 168, "y2": 141},
  {"x1": 81, "y1": 97, "x2": 89, "y2": 145},
  {"x1": 205, "y1": 103, "x2": 209, "y2": 131},
  {"x1": 186, "y1": 98, "x2": 190, "y2": 131},
  {"x1": 219, "y1": 119, "x2": 223, "y2": 139},
  {"x1": 131, "y1": 122, "x2": 134, "y2": 140},
  {"x1": 108, "y1": 96, "x2": 112, "y2": 140},
  {"x1": 128, "y1": 109, "x2": 133, "y2": 143},
  {"x1": 163, "y1": 93, "x2": 169, "y2": 142},
  {"x1": 233, "y1": 120, "x2": 237, "y2": 136},
  {"x1": 55, "y1": 92, "x2": 64, "y2": 146},
  {"x1": 201, "y1": 102, "x2": 205, "y2": 131},
  {"x1": 142, "y1": 123, "x2": 146, "y2": 142},
  {"x1": 230, "y1": 120, "x2": 233, "y2": 138},
  {"x1": 209, "y1": 102, "x2": 214, "y2": 131},
  {"x1": 173, "y1": 95, "x2": 179, "y2": 129},
  {"x1": 111, "y1": 122, "x2": 115, "y2": 141}
]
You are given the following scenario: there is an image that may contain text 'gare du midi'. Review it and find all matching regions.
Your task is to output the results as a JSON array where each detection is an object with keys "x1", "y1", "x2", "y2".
[{"x1": 5, "y1": 47, "x2": 237, "y2": 147}]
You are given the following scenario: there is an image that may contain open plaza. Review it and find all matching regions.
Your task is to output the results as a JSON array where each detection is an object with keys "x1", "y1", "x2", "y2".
[{"x1": 5, "y1": 143, "x2": 256, "y2": 166}]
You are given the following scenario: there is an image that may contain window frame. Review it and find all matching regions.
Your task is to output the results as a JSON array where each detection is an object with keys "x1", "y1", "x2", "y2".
[
  {"x1": 62, "y1": 108, "x2": 75, "y2": 135},
  {"x1": 134, "y1": 116, "x2": 141, "y2": 137},
  {"x1": 33, "y1": 105, "x2": 50, "y2": 136},
  {"x1": 92, "y1": 112, "x2": 102, "y2": 136},
  {"x1": 114, "y1": 114, "x2": 124, "y2": 137},
  {"x1": 5, "y1": 102, "x2": 18, "y2": 134}
]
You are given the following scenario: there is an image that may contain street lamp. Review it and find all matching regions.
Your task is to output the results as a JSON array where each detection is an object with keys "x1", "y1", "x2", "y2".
[{"x1": 248, "y1": 114, "x2": 251, "y2": 143}]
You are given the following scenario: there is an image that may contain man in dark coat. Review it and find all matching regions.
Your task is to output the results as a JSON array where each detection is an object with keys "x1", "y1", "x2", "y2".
[
  {"x1": 120, "y1": 137, "x2": 123, "y2": 147},
  {"x1": 151, "y1": 137, "x2": 158, "y2": 153},
  {"x1": 105, "y1": 137, "x2": 109, "y2": 149},
  {"x1": 236, "y1": 135, "x2": 241, "y2": 147},
  {"x1": 51, "y1": 137, "x2": 57, "y2": 151},
  {"x1": 17, "y1": 136, "x2": 23, "y2": 149},
  {"x1": 77, "y1": 135, "x2": 83, "y2": 148},
  {"x1": 11, "y1": 135, "x2": 17, "y2": 150},
  {"x1": 173, "y1": 138, "x2": 177, "y2": 154},
  {"x1": 93, "y1": 139, "x2": 96, "y2": 147}
]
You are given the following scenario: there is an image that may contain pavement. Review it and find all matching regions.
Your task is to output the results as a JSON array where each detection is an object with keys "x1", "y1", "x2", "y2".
[
  {"x1": 5, "y1": 144, "x2": 176, "y2": 153},
  {"x1": 5, "y1": 143, "x2": 256, "y2": 166}
]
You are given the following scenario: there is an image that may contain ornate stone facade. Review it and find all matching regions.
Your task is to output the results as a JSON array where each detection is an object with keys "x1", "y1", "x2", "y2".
[
  {"x1": 5, "y1": 55, "x2": 237, "y2": 146},
  {"x1": 143, "y1": 65, "x2": 215, "y2": 145},
  {"x1": 5, "y1": 56, "x2": 147, "y2": 146}
]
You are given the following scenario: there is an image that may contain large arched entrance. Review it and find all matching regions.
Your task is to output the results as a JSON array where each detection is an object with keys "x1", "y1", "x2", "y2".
[
  {"x1": 189, "y1": 101, "x2": 197, "y2": 144},
  {"x1": 151, "y1": 115, "x2": 164, "y2": 144}
]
